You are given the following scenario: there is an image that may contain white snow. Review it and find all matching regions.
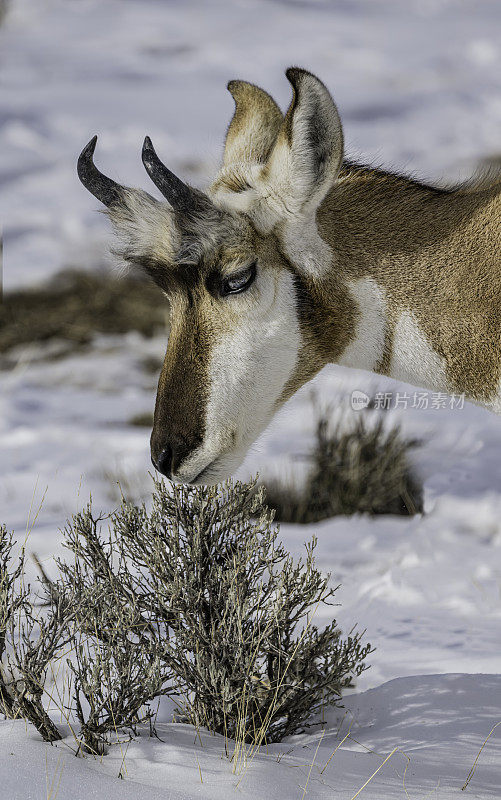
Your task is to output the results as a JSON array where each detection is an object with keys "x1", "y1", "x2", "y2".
[
  {"x1": 2, "y1": 674, "x2": 501, "y2": 799},
  {"x1": 1, "y1": 0, "x2": 501, "y2": 797}
]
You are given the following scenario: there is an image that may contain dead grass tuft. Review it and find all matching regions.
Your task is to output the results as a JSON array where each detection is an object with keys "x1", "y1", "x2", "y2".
[
  {"x1": 0, "y1": 269, "x2": 168, "y2": 356},
  {"x1": 263, "y1": 407, "x2": 423, "y2": 523}
]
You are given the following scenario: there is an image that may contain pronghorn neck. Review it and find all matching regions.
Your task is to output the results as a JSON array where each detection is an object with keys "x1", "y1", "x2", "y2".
[
  {"x1": 295, "y1": 164, "x2": 501, "y2": 408},
  {"x1": 336, "y1": 275, "x2": 450, "y2": 395}
]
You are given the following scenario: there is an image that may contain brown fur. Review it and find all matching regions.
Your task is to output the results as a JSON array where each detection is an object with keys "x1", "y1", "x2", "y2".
[
  {"x1": 312, "y1": 165, "x2": 501, "y2": 401},
  {"x1": 151, "y1": 291, "x2": 208, "y2": 469}
]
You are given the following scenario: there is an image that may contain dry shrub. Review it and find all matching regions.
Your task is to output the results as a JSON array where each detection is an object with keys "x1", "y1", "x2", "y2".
[
  {"x1": 61, "y1": 478, "x2": 371, "y2": 746},
  {"x1": 0, "y1": 527, "x2": 69, "y2": 741},
  {"x1": 0, "y1": 526, "x2": 21, "y2": 719},
  {"x1": 263, "y1": 409, "x2": 423, "y2": 523},
  {"x1": 1, "y1": 479, "x2": 371, "y2": 751}
]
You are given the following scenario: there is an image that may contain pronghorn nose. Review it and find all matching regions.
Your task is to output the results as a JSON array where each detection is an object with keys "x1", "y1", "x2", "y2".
[
  {"x1": 152, "y1": 433, "x2": 195, "y2": 479},
  {"x1": 154, "y1": 446, "x2": 174, "y2": 478}
]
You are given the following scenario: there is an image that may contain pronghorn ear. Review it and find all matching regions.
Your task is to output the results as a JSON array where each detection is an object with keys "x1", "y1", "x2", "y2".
[
  {"x1": 223, "y1": 80, "x2": 283, "y2": 166},
  {"x1": 264, "y1": 67, "x2": 343, "y2": 215}
]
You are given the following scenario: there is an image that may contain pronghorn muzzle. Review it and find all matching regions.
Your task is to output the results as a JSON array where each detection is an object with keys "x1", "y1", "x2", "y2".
[{"x1": 151, "y1": 435, "x2": 201, "y2": 480}]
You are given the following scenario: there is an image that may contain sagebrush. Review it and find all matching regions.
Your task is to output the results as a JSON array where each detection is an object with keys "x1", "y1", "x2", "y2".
[
  {"x1": 263, "y1": 408, "x2": 423, "y2": 523},
  {"x1": 0, "y1": 479, "x2": 371, "y2": 752},
  {"x1": 0, "y1": 527, "x2": 72, "y2": 741}
]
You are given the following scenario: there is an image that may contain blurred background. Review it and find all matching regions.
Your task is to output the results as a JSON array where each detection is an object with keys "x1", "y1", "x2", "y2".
[
  {"x1": 1, "y1": 0, "x2": 501, "y2": 687},
  {"x1": 2, "y1": 0, "x2": 501, "y2": 290}
]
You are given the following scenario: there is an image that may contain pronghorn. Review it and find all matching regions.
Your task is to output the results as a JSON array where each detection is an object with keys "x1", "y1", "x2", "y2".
[{"x1": 78, "y1": 67, "x2": 501, "y2": 485}]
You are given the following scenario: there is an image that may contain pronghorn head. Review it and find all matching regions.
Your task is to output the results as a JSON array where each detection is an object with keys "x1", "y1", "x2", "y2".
[{"x1": 78, "y1": 68, "x2": 346, "y2": 484}]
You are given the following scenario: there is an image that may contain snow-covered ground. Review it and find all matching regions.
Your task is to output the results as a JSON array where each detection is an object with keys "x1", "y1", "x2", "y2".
[
  {"x1": 1, "y1": 0, "x2": 501, "y2": 797},
  {"x1": 3, "y1": 674, "x2": 501, "y2": 799}
]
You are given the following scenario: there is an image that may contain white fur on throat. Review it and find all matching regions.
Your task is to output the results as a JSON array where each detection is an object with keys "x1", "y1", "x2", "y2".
[
  {"x1": 339, "y1": 280, "x2": 452, "y2": 394},
  {"x1": 390, "y1": 310, "x2": 449, "y2": 392},
  {"x1": 338, "y1": 277, "x2": 388, "y2": 371}
]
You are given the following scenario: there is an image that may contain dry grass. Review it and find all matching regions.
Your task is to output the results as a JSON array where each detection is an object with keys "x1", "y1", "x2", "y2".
[
  {"x1": 128, "y1": 412, "x2": 154, "y2": 428},
  {"x1": 0, "y1": 269, "x2": 168, "y2": 357},
  {"x1": 263, "y1": 408, "x2": 423, "y2": 523}
]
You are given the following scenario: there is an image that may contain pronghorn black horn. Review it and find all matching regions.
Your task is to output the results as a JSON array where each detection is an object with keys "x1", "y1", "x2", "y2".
[
  {"x1": 77, "y1": 135, "x2": 125, "y2": 208},
  {"x1": 142, "y1": 136, "x2": 194, "y2": 210}
]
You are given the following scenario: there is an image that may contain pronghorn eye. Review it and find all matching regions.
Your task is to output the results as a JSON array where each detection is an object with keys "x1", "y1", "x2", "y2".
[{"x1": 220, "y1": 262, "x2": 256, "y2": 297}]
